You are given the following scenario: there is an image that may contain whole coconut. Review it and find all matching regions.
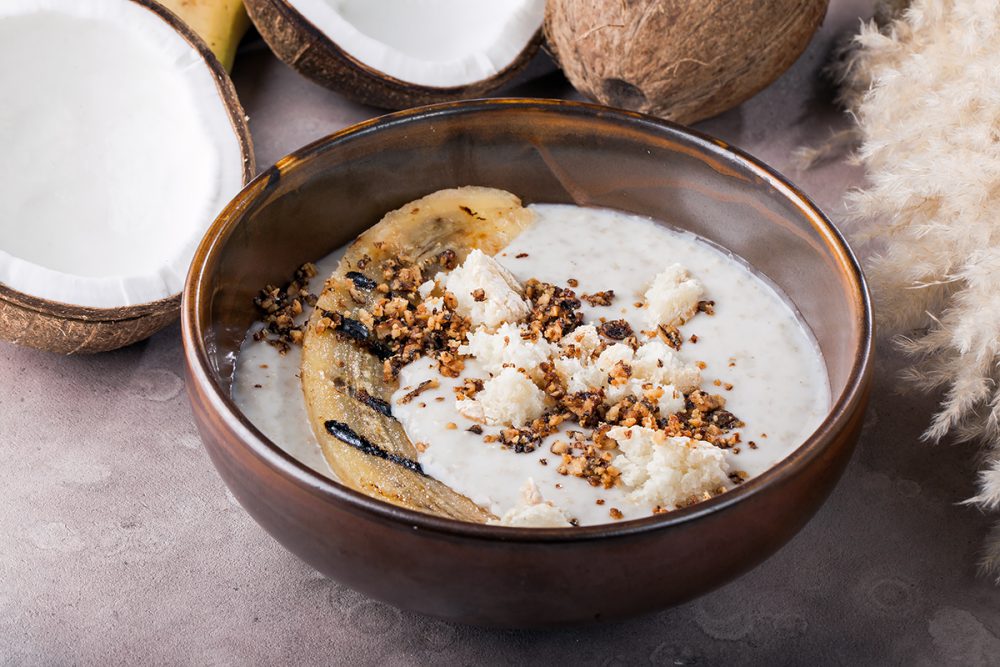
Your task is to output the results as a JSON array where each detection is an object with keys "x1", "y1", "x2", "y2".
[{"x1": 545, "y1": 0, "x2": 829, "y2": 124}]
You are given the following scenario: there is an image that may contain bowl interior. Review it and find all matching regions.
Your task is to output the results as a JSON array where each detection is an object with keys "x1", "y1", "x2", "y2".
[{"x1": 192, "y1": 99, "x2": 867, "y2": 493}]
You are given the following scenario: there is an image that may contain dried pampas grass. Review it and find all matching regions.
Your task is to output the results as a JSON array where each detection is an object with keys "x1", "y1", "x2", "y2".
[{"x1": 830, "y1": 0, "x2": 1000, "y2": 577}]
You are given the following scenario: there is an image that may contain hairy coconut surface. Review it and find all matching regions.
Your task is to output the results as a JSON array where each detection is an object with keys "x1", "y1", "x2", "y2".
[
  {"x1": 0, "y1": 289, "x2": 181, "y2": 355},
  {"x1": 545, "y1": 0, "x2": 829, "y2": 124},
  {"x1": 0, "y1": 0, "x2": 254, "y2": 355},
  {"x1": 244, "y1": 0, "x2": 545, "y2": 109}
]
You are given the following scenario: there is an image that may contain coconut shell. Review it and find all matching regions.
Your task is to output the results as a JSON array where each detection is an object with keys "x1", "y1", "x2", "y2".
[
  {"x1": 244, "y1": 0, "x2": 544, "y2": 109},
  {"x1": 0, "y1": 289, "x2": 181, "y2": 354},
  {"x1": 0, "y1": 0, "x2": 255, "y2": 355},
  {"x1": 545, "y1": 0, "x2": 829, "y2": 125}
]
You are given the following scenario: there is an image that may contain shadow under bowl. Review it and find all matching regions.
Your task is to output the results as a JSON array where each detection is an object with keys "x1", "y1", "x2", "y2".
[{"x1": 182, "y1": 99, "x2": 872, "y2": 628}]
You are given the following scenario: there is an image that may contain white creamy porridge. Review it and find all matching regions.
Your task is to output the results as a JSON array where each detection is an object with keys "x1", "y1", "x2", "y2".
[{"x1": 233, "y1": 203, "x2": 830, "y2": 527}]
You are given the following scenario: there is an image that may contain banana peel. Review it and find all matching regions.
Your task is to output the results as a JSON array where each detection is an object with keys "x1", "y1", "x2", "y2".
[
  {"x1": 158, "y1": 0, "x2": 250, "y2": 71},
  {"x1": 301, "y1": 188, "x2": 535, "y2": 522}
]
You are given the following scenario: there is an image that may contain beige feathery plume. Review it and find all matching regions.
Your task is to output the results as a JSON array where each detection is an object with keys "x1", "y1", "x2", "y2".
[{"x1": 832, "y1": 0, "x2": 1000, "y2": 578}]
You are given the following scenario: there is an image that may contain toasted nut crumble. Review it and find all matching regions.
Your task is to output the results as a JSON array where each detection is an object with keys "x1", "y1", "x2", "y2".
[
  {"x1": 252, "y1": 262, "x2": 319, "y2": 354},
  {"x1": 657, "y1": 323, "x2": 684, "y2": 349},
  {"x1": 398, "y1": 378, "x2": 439, "y2": 404},
  {"x1": 522, "y1": 279, "x2": 584, "y2": 342},
  {"x1": 581, "y1": 290, "x2": 615, "y2": 307},
  {"x1": 728, "y1": 470, "x2": 749, "y2": 484},
  {"x1": 453, "y1": 377, "x2": 484, "y2": 401},
  {"x1": 598, "y1": 319, "x2": 633, "y2": 340}
]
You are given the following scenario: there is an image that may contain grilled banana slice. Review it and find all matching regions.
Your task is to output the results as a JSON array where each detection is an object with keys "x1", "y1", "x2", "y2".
[{"x1": 301, "y1": 187, "x2": 534, "y2": 521}]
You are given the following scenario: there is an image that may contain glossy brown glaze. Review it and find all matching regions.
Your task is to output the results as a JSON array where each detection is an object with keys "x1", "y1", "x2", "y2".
[{"x1": 182, "y1": 100, "x2": 872, "y2": 627}]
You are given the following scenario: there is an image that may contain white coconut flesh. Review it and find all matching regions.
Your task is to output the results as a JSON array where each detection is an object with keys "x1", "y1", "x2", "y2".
[
  {"x1": 0, "y1": 0, "x2": 245, "y2": 309},
  {"x1": 288, "y1": 0, "x2": 545, "y2": 87}
]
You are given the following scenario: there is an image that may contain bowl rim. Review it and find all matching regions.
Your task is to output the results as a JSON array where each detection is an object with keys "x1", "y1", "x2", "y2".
[{"x1": 182, "y1": 98, "x2": 873, "y2": 543}]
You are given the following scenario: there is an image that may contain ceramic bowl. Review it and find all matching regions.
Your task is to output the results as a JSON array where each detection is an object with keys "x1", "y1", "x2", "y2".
[{"x1": 182, "y1": 99, "x2": 872, "y2": 627}]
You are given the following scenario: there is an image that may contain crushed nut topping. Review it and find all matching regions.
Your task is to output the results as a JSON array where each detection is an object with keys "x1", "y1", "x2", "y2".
[
  {"x1": 581, "y1": 290, "x2": 615, "y2": 307},
  {"x1": 522, "y1": 279, "x2": 584, "y2": 342},
  {"x1": 656, "y1": 323, "x2": 684, "y2": 350},
  {"x1": 252, "y1": 262, "x2": 319, "y2": 354},
  {"x1": 316, "y1": 251, "x2": 475, "y2": 382},
  {"x1": 453, "y1": 378, "x2": 484, "y2": 401},
  {"x1": 398, "y1": 378, "x2": 439, "y2": 404},
  {"x1": 598, "y1": 319, "x2": 633, "y2": 340}
]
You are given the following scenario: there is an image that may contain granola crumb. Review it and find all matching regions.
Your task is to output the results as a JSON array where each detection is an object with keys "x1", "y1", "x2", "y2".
[
  {"x1": 252, "y1": 262, "x2": 319, "y2": 353},
  {"x1": 598, "y1": 319, "x2": 633, "y2": 340},
  {"x1": 609, "y1": 507, "x2": 624, "y2": 520},
  {"x1": 581, "y1": 290, "x2": 615, "y2": 307},
  {"x1": 398, "y1": 379, "x2": 439, "y2": 404}
]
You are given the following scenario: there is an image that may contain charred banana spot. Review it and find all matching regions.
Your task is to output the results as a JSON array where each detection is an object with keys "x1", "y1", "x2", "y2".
[
  {"x1": 345, "y1": 271, "x2": 377, "y2": 290},
  {"x1": 354, "y1": 388, "x2": 393, "y2": 418},
  {"x1": 327, "y1": 313, "x2": 393, "y2": 360},
  {"x1": 332, "y1": 377, "x2": 395, "y2": 418},
  {"x1": 458, "y1": 205, "x2": 486, "y2": 221},
  {"x1": 324, "y1": 420, "x2": 425, "y2": 476}
]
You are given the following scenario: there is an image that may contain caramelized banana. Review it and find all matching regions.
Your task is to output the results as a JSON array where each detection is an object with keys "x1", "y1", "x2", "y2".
[{"x1": 301, "y1": 187, "x2": 534, "y2": 521}]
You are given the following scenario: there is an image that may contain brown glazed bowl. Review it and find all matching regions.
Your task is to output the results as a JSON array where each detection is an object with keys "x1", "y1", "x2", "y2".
[{"x1": 182, "y1": 99, "x2": 872, "y2": 627}]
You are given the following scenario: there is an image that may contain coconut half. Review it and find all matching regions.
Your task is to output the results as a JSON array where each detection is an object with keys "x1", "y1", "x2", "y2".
[
  {"x1": 245, "y1": 0, "x2": 546, "y2": 108},
  {"x1": 0, "y1": 0, "x2": 253, "y2": 353}
]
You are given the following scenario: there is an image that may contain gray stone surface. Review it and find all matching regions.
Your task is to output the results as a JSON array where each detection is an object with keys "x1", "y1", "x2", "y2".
[{"x1": 3, "y1": 1, "x2": 999, "y2": 664}]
